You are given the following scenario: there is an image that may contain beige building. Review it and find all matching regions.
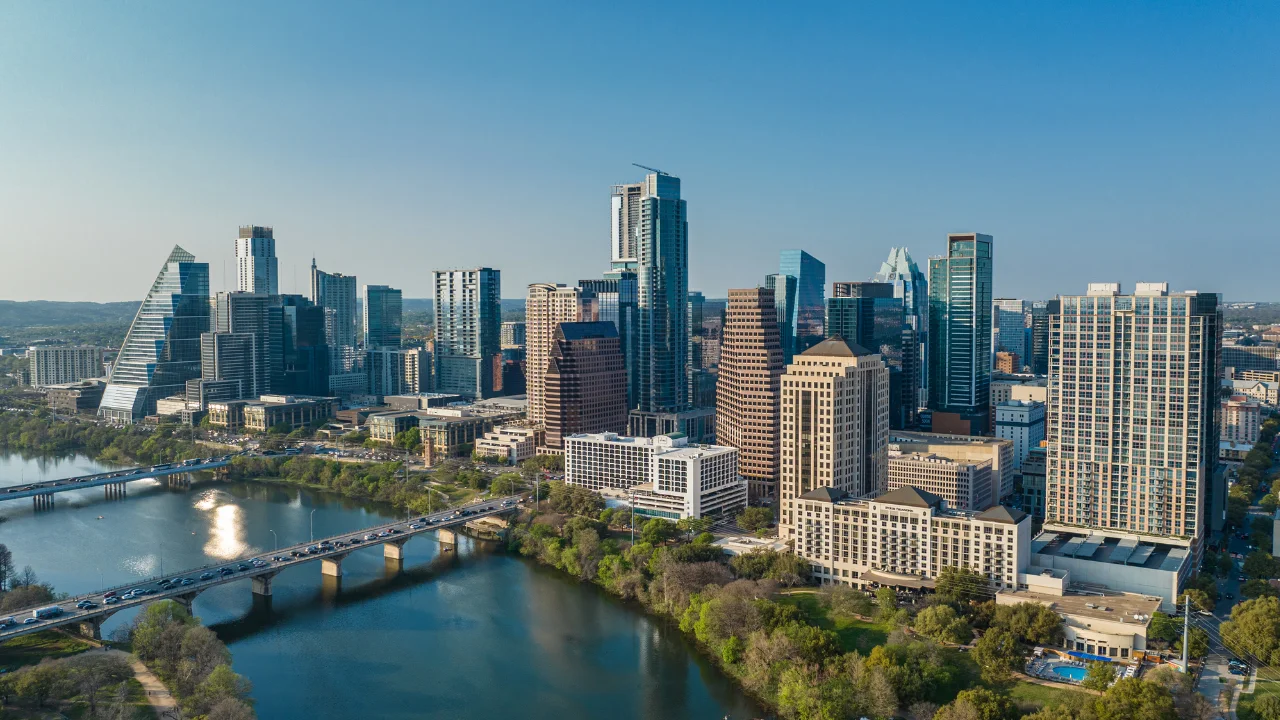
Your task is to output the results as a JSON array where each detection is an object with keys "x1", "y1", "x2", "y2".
[
  {"x1": 779, "y1": 338, "x2": 889, "y2": 542},
  {"x1": 996, "y1": 584, "x2": 1159, "y2": 661},
  {"x1": 209, "y1": 394, "x2": 337, "y2": 433},
  {"x1": 715, "y1": 287, "x2": 784, "y2": 501},
  {"x1": 1222, "y1": 395, "x2": 1262, "y2": 445},
  {"x1": 525, "y1": 284, "x2": 596, "y2": 426},
  {"x1": 474, "y1": 425, "x2": 543, "y2": 465},
  {"x1": 886, "y1": 430, "x2": 1014, "y2": 508},
  {"x1": 792, "y1": 485, "x2": 1030, "y2": 591},
  {"x1": 991, "y1": 377, "x2": 1048, "y2": 405},
  {"x1": 1228, "y1": 378, "x2": 1279, "y2": 409},
  {"x1": 887, "y1": 450, "x2": 993, "y2": 511}
]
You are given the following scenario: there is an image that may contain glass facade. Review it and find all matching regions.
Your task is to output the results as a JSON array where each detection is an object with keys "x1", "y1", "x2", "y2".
[
  {"x1": 874, "y1": 247, "x2": 929, "y2": 406},
  {"x1": 363, "y1": 284, "x2": 403, "y2": 349},
  {"x1": 581, "y1": 271, "x2": 639, "y2": 410},
  {"x1": 779, "y1": 250, "x2": 825, "y2": 356},
  {"x1": 928, "y1": 233, "x2": 993, "y2": 431},
  {"x1": 635, "y1": 173, "x2": 689, "y2": 413},
  {"x1": 99, "y1": 246, "x2": 210, "y2": 423},
  {"x1": 994, "y1": 298, "x2": 1029, "y2": 370},
  {"x1": 825, "y1": 283, "x2": 917, "y2": 429},
  {"x1": 765, "y1": 273, "x2": 798, "y2": 366}
]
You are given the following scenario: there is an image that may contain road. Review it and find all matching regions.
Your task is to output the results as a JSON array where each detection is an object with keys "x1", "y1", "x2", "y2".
[
  {"x1": 0, "y1": 455, "x2": 238, "y2": 502},
  {"x1": 0, "y1": 496, "x2": 521, "y2": 642}
]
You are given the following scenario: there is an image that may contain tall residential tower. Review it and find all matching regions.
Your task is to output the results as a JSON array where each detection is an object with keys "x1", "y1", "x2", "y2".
[
  {"x1": 236, "y1": 225, "x2": 278, "y2": 295},
  {"x1": 432, "y1": 268, "x2": 501, "y2": 399},
  {"x1": 928, "y1": 233, "x2": 994, "y2": 434}
]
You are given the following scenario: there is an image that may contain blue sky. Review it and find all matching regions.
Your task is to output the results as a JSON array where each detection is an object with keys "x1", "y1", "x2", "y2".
[{"x1": 1, "y1": 2, "x2": 1275, "y2": 301}]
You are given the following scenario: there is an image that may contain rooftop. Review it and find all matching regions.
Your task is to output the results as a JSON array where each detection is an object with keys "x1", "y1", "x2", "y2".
[
  {"x1": 1032, "y1": 530, "x2": 1188, "y2": 572},
  {"x1": 800, "y1": 336, "x2": 872, "y2": 358},
  {"x1": 998, "y1": 588, "x2": 1161, "y2": 626}
]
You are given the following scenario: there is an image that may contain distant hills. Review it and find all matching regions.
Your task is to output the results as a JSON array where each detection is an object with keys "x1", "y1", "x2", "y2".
[{"x1": 0, "y1": 301, "x2": 141, "y2": 327}]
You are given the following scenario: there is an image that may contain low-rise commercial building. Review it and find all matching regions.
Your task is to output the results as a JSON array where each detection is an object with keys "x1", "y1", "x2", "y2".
[
  {"x1": 208, "y1": 395, "x2": 336, "y2": 434},
  {"x1": 1027, "y1": 530, "x2": 1188, "y2": 612},
  {"x1": 474, "y1": 426, "x2": 543, "y2": 465},
  {"x1": 886, "y1": 430, "x2": 1015, "y2": 508},
  {"x1": 565, "y1": 432, "x2": 748, "y2": 519},
  {"x1": 45, "y1": 379, "x2": 105, "y2": 414},
  {"x1": 1228, "y1": 378, "x2": 1279, "y2": 409},
  {"x1": 791, "y1": 485, "x2": 1031, "y2": 591},
  {"x1": 419, "y1": 414, "x2": 491, "y2": 462},
  {"x1": 887, "y1": 450, "x2": 992, "y2": 511},
  {"x1": 368, "y1": 411, "x2": 424, "y2": 444},
  {"x1": 996, "y1": 583, "x2": 1160, "y2": 661},
  {"x1": 994, "y1": 400, "x2": 1046, "y2": 471}
]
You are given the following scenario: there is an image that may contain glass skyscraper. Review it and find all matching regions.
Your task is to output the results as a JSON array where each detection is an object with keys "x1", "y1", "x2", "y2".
[
  {"x1": 993, "y1": 298, "x2": 1029, "y2": 371},
  {"x1": 581, "y1": 270, "x2": 638, "y2": 409},
  {"x1": 764, "y1": 273, "x2": 798, "y2": 365},
  {"x1": 779, "y1": 250, "x2": 825, "y2": 356},
  {"x1": 635, "y1": 172, "x2": 689, "y2": 413},
  {"x1": 362, "y1": 284, "x2": 403, "y2": 349},
  {"x1": 99, "y1": 246, "x2": 210, "y2": 423},
  {"x1": 874, "y1": 247, "x2": 928, "y2": 404},
  {"x1": 928, "y1": 233, "x2": 994, "y2": 434},
  {"x1": 825, "y1": 282, "x2": 917, "y2": 429},
  {"x1": 432, "y1": 268, "x2": 501, "y2": 399}
]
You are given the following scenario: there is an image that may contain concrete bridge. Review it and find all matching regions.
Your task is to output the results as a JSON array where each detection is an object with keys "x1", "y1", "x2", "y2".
[
  {"x1": 1, "y1": 455, "x2": 241, "y2": 507},
  {"x1": 0, "y1": 496, "x2": 521, "y2": 642}
]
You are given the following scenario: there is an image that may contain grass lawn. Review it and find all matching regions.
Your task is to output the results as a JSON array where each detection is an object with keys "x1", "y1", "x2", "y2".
[
  {"x1": 1007, "y1": 680, "x2": 1092, "y2": 711},
  {"x1": 778, "y1": 592, "x2": 892, "y2": 653},
  {"x1": 0, "y1": 630, "x2": 93, "y2": 671},
  {"x1": 1238, "y1": 666, "x2": 1280, "y2": 720}
]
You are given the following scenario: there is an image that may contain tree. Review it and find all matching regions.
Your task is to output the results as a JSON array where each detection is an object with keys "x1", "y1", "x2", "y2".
[
  {"x1": 1081, "y1": 660, "x2": 1115, "y2": 691},
  {"x1": 1254, "y1": 694, "x2": 1280, "y2": 720},
  {"x1": 574, "y1": 528, "x2": 603, "y2": 581},
  {"x1": 0, "y1": 542, "x2": 13, "y2": 590},
  {"x1": 971, "y1": 627, "x2": 1023, "y2": 684},
  {"x1": 490, "y1": 472, "x2": 521, "y2": 495},
  {"x1": 640, "y1": 518, "x2": 677, "y2": 545},
  {"x1": 207, "y1": 698, "x2": 257, "y2": 720},
  {"x1": 1244, "y1": 551, "x2": 1278, "y2": 579},
  {"x1": 14, "y1": 660, "x2": 65, "y2": 708},
  {"x1": 991, "y1": 601, "x2": 1064, "y2": 645},
  {"x1": 935, "y1": 687, "x2": 1016, "y2": 720},
  {"x1": 1174, "y1": 626, "x2": 1209, "y2": 659},
  {"x1": 68, "y1": 653, "x2": 132, "y2": 717},
  {"x1": 1094, "y1": 677, "x2": 1177, "y2": 720},
  {"x1": 736, "y1": 506, "x2": 774, "y2": 532},
  {"x1": 874, "y1": 587, "x2": 899, "y2": 624},
  {"x1": 677, "y1": 516, "x2": 715, "y2": 540},
  {"x1": 393, "y1": 427, "x2": 421, "y2": 451},
  {"x1": 914, "y1": 604, "x2": 973, "y2": 645},
  {"x1": 936, "y1": 566, "x2": 991, "y2": 605},
  {"x1": 0, "y1": 582, "x2": 55, "y2": 611},
  {"x1": 1180, "y1": 587, "x2": 1213, "y2": 613},
  {"x1": 1221, "y1": 596, "x2": 1280, "y2": 666},
  {"x1": 1146, "y1": 612, "x2": 1179, "y2": 647},
  {"x1": 1243, "y1": 578, "x2": 1280, "y2": 599},
  {"x1": 820, "y1": 584, "x2": 875, "y2": 617},
  {"x1": 267, "y1": 422, "x2": 292, "y2": 436},
  {"x1": 189, "y1": 664, "x2": 253, "y2": 717}
]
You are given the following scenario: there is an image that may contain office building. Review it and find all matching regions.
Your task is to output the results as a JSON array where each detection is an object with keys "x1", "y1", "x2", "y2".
[
  {"x1": 581, "y1": 271, "x2": 639, "y2": 408},
  {"x1": 363, "y1": 285, "x2": 403, "y2": 349},
  {"x1": 564, "y1": 432, "x2": 747, "y2": 520},
  {"x1": 626, "y1": 407, "x2": 716, "y2": 445},
  {"x1": 1029, "y1": 300, "x2": 1055, "y2": 375},
  {"x1": 208, "y1": 394, "x2": 337, "y2": 434},
  {"x1": 475, "y1": 426, "x2": 543, "y2": 465},
  {"x1": 1019, "y1": 445, "x2": 1047, "y2": 520},
  {"x1": 543, "y1": 321, "x2": 628, "y2": 450},
  {"x1": 1046, "y1": 282, "x2": 1222, "y2": 546},
  {"x1": 1227, "y1": 378, "x2": 1279, "y2": 409},
  {"x1": 791, "y1": 485, "x2": 1031, "y2": 591},
  {"x1": 185, "y1": 378, "x2": 243, "y2": 410},
  {"x1": 631, "y1": 171, "x2": 689, "y2": 414},
  {"x1": 432, "y1": 268, "x2": 501, "y2": 400},
  {"x1": 610, "y1": 180, "x2": 644, "y2": 267},
  {"x1": 991, "y1": 376, "x2": 1048, "y2": 405},
  {"x1": 765, "y1": 273, "x2": 798, "y2": 365},
  {"x1": 28, "y1": 346, "x2": 103, "y2": 387},
  {"x1": 779, "y1": 250, "x2": 825, "y2": 356},
  {"x1": 994, "y1": 400, "x2": 1046, "y2": 471},
  {"x1": 779, "y1": 338, "x2": 890, "y2": 541},
  {"x1": 928, "y1": 233, "x2": 994, "y2": 434},
  {"x1": 211, "y1": 292, "x2": 284, "y2": 398},
  {"x1": 874, "y1": 247, "x2": 929, "y2": 406},
  {"x1": 826, "y1": 281, "x2": 918, "y2": 429},
  {"x1": 100, "y1": 246, "x2": 210, "y2": 423},
  {"x1": 46, "y1": 379, "x2": 106, "y2": 414},
  {"x1": 887, "y1": 450, "x2": 993, "y2": 511},
  {"x1": 367, "y1": 347, "x2": 430, "y2": 397},
  {"x1": 1223, "y1": 344, "x2": 1279, "y2": 374},
  {"x1": 310, "y1": 260, "x2": 358, "y2": 350},
  {"x1": 418, "y1": 414, "x2": 493, "y2": 462},
  {"x1": 526, "y1": 283, "x2": 597, "y2": 425},
  {"x1": 500, "y1": 322, "x2": 526, "y2": 348},
  {"x1": 994, "y1": 298, "x2": 1028, "y2": 371},
  {"x1": 199, "y1": 332, "x2": 253, "y2": 400},
  {"x1": 279, "y1": 295, "x2": 330, "y2": 396},
  {"x1": 994, "y1": 351, "x2": 1019, "y2": 375},
  {"x1": 1222, "y1": 395, "x2": 1262, "y2": 445},
  {"x1": 235, "y1": 225, "x2": 278, "y2": 295},
  {"x1": 715, "y1": 288, "x2": 784, "y2": 501},
  {"x1": 887, "y1": 430, "x2": 1015, "y2": 508}
]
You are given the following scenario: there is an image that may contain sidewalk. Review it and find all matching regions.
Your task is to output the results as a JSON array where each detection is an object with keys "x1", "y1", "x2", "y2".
[{"x1": 103, "y1": 648, "x2": 178, "y2": 719}]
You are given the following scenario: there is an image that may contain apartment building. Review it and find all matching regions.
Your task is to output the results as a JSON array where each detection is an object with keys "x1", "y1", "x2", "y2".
[{"x1": 28, "y1": 346, "x2": 103, "y2": 387}]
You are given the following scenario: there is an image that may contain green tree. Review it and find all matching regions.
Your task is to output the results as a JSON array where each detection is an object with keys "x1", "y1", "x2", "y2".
[
  {"x1": 721, "y1": 634, "x2": 744, "y2": 664},
  {"x1": 971, "y1": 628, "x2": 1023, "y2": 684},
  {"x1": 267, "y1": 422, "x2": 292, "y2": 436},
  {"x1": 913, "y1": 604, "x2": 973, "y2": 645},
  {"x1": 935, "y1": 687, "x2": 1016, "y2": 720},
  {"x1": 736, "y1": 506, "x2": 774, "y2": 532},
  {"x1": 188, "y1": 664, "x2": 254, "y2": 717},
  {"x1": 1254, "y1": 694, "x2": 1280, "y2": 720},
  {"x1": 1243, "y1": 578, "x2": 1280, "y2": 599},
  {"x1": 1146, "y1": 612, "x2": 1179, "y2": 646},
  {"x1": 640, "y1": 518, "x2": 677, "y2": 545},
  {"x1": 1081, "y1": 660, "x2": 1115, "y2": 691},
  {"x1": 1244, "y1": 551, "x2": 1278, "y2": 579},
  {"x1": 393, "y1": 427, "x2": 421, "y2": 451},
  {"x1": 1221, "y1": 596, "x2": 1280, "y2": 666},
  {"x1": 13, "y1": 661, "x2": 65, "y2": 708},
  {"x1": 1173, "y1": 626, "x2": 1209, "y2": 659},
  {"x1": 490, "y1": 472, "x2": 521, "y2": 495},
  {"x1": 1094, "y1": 677, "x2": 1177, "y2": 720},
  {"x1": 874, "y1": 587, "x2": 899, "y2": 624},
  {"x1": 68, "y1": 652, "x2": 133, "y2": 717},
  {"x1": 991, "y1": 601, "x2": 1064, "y2": 645},
  {"x1": 935, "y1": 565, "x2": 991, "y2": 604}
]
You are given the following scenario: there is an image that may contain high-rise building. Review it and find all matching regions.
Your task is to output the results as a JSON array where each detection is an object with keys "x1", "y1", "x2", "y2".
[
  {"x1": 526, "y1": 283, "x2": 597, "y2": 425},
  {"x1": 928, "y1": 233, "x2": 994, "y2": 434},
  {"x1": 581, "y1": 270, "x2": 639, "y2": 409},
  {"x1": 212, "y1": 292, "x2": 284, "y2": 399},
  {"x1": 765, "y1": 273, "x2": 798, "y2": 365},
  {"x1": 1223, "y1": 344, "x2": 1280, "y2": 374},
  {"x1": 367, "y1": 347, "x2": 429, "y2": 397},
  {"x1": 500, "y1": 322, "x2": 526, "y2": 348},
  {"x1": 543, "y1": 321, "x2": 628, "y2": 450},
  {"x1": 200, "y1": 332, "x2": 254, "y2": 400},
  {"x1": 826, "y1": 282, "x2": 917, "y2": 429},
  {"x1": 235, "y1": 225, "x2": 278, "y2": 295},
  {"x1": 688, "y1": 290, "x2": 707, "y2": 383},
  {"x1": 280, "y1": 295, "x2": 329, "y2": 396},
  {"x1": 362, "y1": 285, "x2": 403, "y2": 349},
  {"x1": 779, "y1": 337, "x2": 890, "y2": 541},
  {"x1": 887, "y1": 450, "x2": 993, "y2": 511},
  {"x1": 310, "y1": 260, "x2": 358, "y2": 351},
  {"x1": 432, "y1": 268, "x2": 501, "y2": 399},
  {"x1": 610, "y1": 181, "x2": 644, "y2": 267},
  {"x1": 1029, "y1": 300, "x2": 1055, "y2": 375},
  {"x1": 994, "y1": 298, "x2": 1029, "y2": 372},
  {"x1": 100, "y1": 246, "x2": 210, "y2": 423},
  {"x1": 994, "y1": 400, "x2": 1045, "y2": 471},
  {"x1": 779, "y1": 250, "x2": 825, "y2": 356},
  {"x1": 716, "y1": 288, "x2": 784, "y2": 501},
  {"x1": 1222, "y1": 395, "x2": 1262, "y2": 445},
  {"x1": 874, "y1": 247, "x2": 929, "y2": 405},
  {"x1": 632, "y1": 171, "x2": 689, "y2": 414},
  {"x1": 28, "y1": 346, "x2": 103, "y2": 387},
  {"x1": 1045, "y1": 282, "x2": 1222, "y2": 546}
]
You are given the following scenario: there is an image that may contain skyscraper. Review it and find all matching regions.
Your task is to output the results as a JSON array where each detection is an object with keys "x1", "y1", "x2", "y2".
[
  {"x1": 211, "y1": 292, "x2": 284, "y2": 398},
  {"x1": 716, "y1": 288, "x2": 784, "y2": 500},
  {"x1": 1029, "y1": 300, "x2": 1055, "y2": 376},
  {"x1": 779, "y1": 337, "x2": 889, "y2": 541},
  {"x1": 928, "y1": 233, "x2": 994, "y2": 434},
  {"x1": 200, "y1": 332, "x2": 255, "y2": 400},
  {"x1": 432, "y1": 268, "x2": 501, "y2": 399},
  {"x1": 1045, "y1": 282, "x2": 1222, "y2": 544},
  {"x1": 526, "y1": 283, "x2": 597, "y2": 425},
  {"x1": 779, "y1": 250, "x2": 825, "y2": 356},
  {"x1": 610, "y1": 181, "x2": 644, "y2": 267},
  {"x1": 99, "y1": 246, "x2": 210, "y2": 423},
  {"x1": 363, "y1": 284, "x2": 403, "y2": 349},
  {"x1": 874, "y1": 247, "x2": 929, "y2": 406},
  {"x1": 632, "y1": 171, "x2": 689, "y2": 413},
  {"x1": 310, "y1": 260, "x2": 358, "y2": 351},
  {"x1": 543, "y1": 321, "x2": 628, "y2": 450},
  {"x1": 236, "y1": 225, "x2": 278, "y2": 295},
  {"x1": 765, "y1": 273, "x2": 798, "y2": 365},
  {"x1": 993, "y1": 298, "x2": 1029, "y2": 371},
  {"x1": 581, "y1": 270, "x2": 639, "y2": 409},
  {"x1": 826, "y1": 282, "x2": 917, "y2": 429},
  {"x1": 280, "y1": 294, "x2": 329, "y2": 396}
]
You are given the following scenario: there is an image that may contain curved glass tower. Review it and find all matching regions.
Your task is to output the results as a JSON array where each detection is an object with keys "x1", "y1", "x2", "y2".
[{"x1": 99, "y1": 246, "x2": 210, "y2": 423}]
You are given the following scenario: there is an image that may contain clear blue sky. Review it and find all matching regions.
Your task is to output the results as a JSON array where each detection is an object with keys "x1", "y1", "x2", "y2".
[{"x1": 1, "y1": 2, "x2": 1275, "y2": 301}]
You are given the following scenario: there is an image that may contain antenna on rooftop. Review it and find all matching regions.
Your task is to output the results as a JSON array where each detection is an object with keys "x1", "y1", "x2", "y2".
[{"x1": 632, "y1": 163, "x2": 669, "y2": 176}]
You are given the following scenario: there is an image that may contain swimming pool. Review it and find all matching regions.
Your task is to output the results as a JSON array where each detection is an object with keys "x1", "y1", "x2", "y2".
[{"x1": 1052, "y1": 666, "x2": 1087, "y2": 682}]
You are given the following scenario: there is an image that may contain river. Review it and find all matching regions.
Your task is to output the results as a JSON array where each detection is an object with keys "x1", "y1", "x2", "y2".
[{"x1": 0, "y1": 453, "x2": 765, "y2": 720}]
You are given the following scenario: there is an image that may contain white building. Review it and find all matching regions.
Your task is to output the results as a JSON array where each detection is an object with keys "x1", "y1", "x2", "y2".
[
  {"x1": 887, "y1": 430, "x2": 1015, "y2": 509},
  {"x1": 994, "y1": 400, "x2": 1046, "y2": 471},
  {"x1": 564, "y1": 432, "x2": 747, "y2": 520},
  {"x1": 1228, "y1": 378, "x2": 1279, "y2": 410},
  {"x1": 474, "y1": 426, "x2": 543, "y2": 465},
  {"x1": 235, "y1": 226, "x2": 278, "y2": 295},
  {"x1": 887, "y1": 450, "x2": 992, "y2": 511},
  {"x1": 432, "y1": 268, "x2": 501, "y2": 399},
  {"x1": 28, "y1": 346, "x2": 104, "y2": 387},
  {"x1": 1222, "y1": 395, "x2": 1262, "y2": 445},
  {"x1": 792, "y1": 485, "x2": 1031, "y2": 591}
]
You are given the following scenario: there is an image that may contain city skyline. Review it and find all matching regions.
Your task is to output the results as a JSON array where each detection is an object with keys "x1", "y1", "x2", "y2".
[{"x1": 2, "y1": 3, "x2": 1275, "y2": 303}]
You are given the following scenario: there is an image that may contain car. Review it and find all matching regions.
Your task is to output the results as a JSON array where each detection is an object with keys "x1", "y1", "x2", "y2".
[
  {"x1": 237, "y1": 564, "x2": 250, "y2": 571},
  {"x1": 1225, "y1": 593, "x2": 1235, "y2": 600},
  {"x1": 220, "y1": 567, "x2": 234, "y2": 575},
  {"x1": 409, "y1": 524, "x2": 421, "y2": 530},
  {"x1": 201, "y1": 572, "x2": 215, "y2": 580},
  {"x1": 104, "y1": 596, "x2": 120, "y2": 604},
  {"x1": 364, "y1": 534, "x2": 376, "y2": 540},
  {"x1": 1230, "y1": 666, "x2": 1247, "y2": 676},
  {"x1": 1239, "y1": 575, "x2": 1246, "y2": 582},
  {"x1": 76, "y1": 600, "x2": 93, "y2": 608},
  {"x1": 81, "y1": 602, "x2": 98, "y2": 610},
  {"x1": 23, "y1": 618, "x2": 38, "y2": 625},
  {"x1": 349, "y1": 537, "x2": 362, "y2": 544},
  {"x1": 388, "y1": 528, "x2": 399, "y2": 534},
  {"x1": 290, "y1": 550, "x2": 303, "y2": 557},
  {"x1": 377, "y1": 531, "x2": 389, "y2": 538},
  {"x1": 180, "y1": 578, "x2": 194, "y2": 586}
]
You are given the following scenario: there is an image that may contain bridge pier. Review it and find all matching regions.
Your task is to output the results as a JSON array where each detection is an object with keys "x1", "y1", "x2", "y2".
[
  {"x1": 172, "y1": 591, "x2": 198, "y2": 615},
  {"x1": 167, "y1": 475, "x2": 190, "y2": 490},
  {"x1": 437, "y1": 529, "x2": 457, "y2": 547},
  {"x1": 251, "y1": 572, "x2": 279, "y2": 596},
  {"x1": 321, "y1": 553, "x2": 349, "y2": 578},
  {"x1": 32, "y1": 493, "x2": 55, "y2": 511},
  {"x1": 104, "y1": 483, "x2": 127, "y2": 500},
  {"x1": 383, "y1": 538, "x2": 409, "y2": 561},
  {"x1": 78, "y1": 617, "x2": 103, "y2": 641}
]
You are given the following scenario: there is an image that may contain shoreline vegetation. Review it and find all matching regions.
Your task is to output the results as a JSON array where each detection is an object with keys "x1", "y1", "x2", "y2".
[{"x1": 0, "y1": 409, "x2": 1221, "y2": 719}]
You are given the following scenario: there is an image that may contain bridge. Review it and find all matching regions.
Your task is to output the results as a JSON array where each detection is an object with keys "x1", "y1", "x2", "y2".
[
  {"x1": 0, "y1": 455, "x2": 241, "y2": 507},
  {"x1": 0, "y1": 496, "x2": 520, "y2": 642}
]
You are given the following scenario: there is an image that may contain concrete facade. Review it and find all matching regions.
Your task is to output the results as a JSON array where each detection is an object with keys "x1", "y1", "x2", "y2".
[{"x1": 715, "y1": 288, "x2": 784, "y2": 501}]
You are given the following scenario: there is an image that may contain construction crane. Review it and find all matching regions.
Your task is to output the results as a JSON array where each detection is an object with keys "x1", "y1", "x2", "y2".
[{"x1": 632, "y1": 163, "x2": 669, "y2": 176}]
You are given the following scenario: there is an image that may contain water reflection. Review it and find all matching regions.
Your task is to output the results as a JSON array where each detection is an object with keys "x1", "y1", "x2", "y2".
[{"x1": 203, "y1": 498, "x2": 250, "y2": 559}]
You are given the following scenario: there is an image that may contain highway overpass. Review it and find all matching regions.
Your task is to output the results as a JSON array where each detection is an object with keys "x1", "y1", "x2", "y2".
[{"x1": 0, "y1": 455, "x2": 241, "y2": 507}]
